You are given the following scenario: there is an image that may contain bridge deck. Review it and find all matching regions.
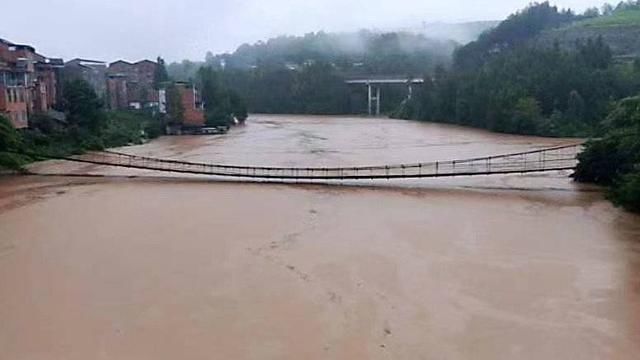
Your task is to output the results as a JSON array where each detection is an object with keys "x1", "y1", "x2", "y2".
[
  {"x1": 18, "y1": 143, "x2": 582, "y2": 181},
  {"x1": 345, "y1": 78, "x2": 425, "y2": 84}
]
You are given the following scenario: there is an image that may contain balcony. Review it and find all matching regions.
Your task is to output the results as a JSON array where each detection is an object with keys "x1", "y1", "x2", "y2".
[{"x1": 0, "y1": 71, "x2": 28, "y2": 87}]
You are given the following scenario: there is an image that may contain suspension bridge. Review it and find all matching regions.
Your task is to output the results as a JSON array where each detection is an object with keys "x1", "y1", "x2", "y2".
[{"x1": 19, "y1": 143, "x2": 582, "y2": 181}]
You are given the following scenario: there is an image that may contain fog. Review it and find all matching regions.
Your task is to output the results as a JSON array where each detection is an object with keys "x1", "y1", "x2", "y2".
[{"x1": 1, "y1": 0, "x2": 601, "y2": 62}]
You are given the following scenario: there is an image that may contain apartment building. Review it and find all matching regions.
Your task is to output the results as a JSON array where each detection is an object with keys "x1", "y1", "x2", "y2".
[{"x1": 0, "y1": 38, "x2": 62, "y2": 128}]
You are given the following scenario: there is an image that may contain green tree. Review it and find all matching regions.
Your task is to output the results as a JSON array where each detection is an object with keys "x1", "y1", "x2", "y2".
[
  {"x1": 165, "y1": 83, "x2": 185, "y2": 126},
  {"x1": 0, "y1": 115, "x2": 21, "y2": 151},
  {"x1": 63, "y1": 79, "x2": 107, "y2": 134},
  {"x1": 577, "y1": 36, "x2": 612, "y2": 69},
  {"x1": 583, "y1": 7, "x2": 600, "y2": 17},
  {"x1": 610, "y1": 171, "x2": 640, "y2": 212},
  {"x1": 454, "y1": 2, "x2": 578, "y2": 70},
  {"x1": 566, "y1": 90, "x2": 586, "y2": 122},
  {"x1": 292, "y1": 62, "x2": 350, "y2": 114},
  {"x1": 229, "y1": 91, "x2": 248, "y2": 122},
  {"x1": 575, "y1": 96, "x2": 640, "y2": 212},
  {"x1": 511, "y1": 97, "x2": 543, "y2": 134},
  {"x1": 0, "y1": 115, "x2": 24, "y2": 170},
  {"x1": 154, "y1": 57, "x2": 170, "y2": 89},
  {"x1": 602, "y1": 3, "x2": 614, "y2": 15},
  {"x1": 198, "y1": 66, "x2": 233, "y2": 126}
]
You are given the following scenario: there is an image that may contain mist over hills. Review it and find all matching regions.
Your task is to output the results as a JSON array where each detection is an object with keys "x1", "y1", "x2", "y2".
[
  {"x1": 166, "y1": 2, "x2": 640, "y2": 76},
  {"x1": 167, "y1": 21, "x2": 497, "y2": 81},
  {"x1": 409, "y1": 21, "x2": 500, "y2": 44}
]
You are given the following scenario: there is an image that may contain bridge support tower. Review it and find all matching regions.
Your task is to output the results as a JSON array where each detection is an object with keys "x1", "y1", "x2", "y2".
[
  {"x1": 346, "y1": 77, "x2": 425, "y2": 117},
  {"x1": 367, "y1": 83, "x2": 381, "y2": 116}
]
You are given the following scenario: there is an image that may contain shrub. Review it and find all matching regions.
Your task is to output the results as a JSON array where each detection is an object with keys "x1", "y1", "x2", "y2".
[
  {"x1": 0, "y1": 115, "x2": 25, "y2": 170},
  {"x1": 574, "y1": 134, "x2": 639, "y2": 184},
  {"x1": 0, "y1": 115, "x2": 21, "y2": 151},
  {"x1": 610, "y1": 169, "x2": 640, "y2": 212}
]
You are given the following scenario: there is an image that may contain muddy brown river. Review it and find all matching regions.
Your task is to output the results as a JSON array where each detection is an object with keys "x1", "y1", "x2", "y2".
[{"x1": 1, "y1": 114, "x2": 639, "y2": 359}]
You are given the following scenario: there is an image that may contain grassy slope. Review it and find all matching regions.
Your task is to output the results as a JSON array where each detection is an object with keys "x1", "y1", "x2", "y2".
[
  {"x1": 575, "y1": 8, "x2": 640, "y2": 28},
  {"x1": 536, "y1": 9, "x2": 640, "y2": 59}
]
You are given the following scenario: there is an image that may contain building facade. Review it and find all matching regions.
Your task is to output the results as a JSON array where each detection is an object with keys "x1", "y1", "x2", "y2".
[
  {"x1": 106, "y1": 60, "x2": 159, "y2": 110},
  {"x1": 158, "y1": 82, "x2": 205, "y2": 129},
  {"x1": 179, "y1": 83, "x2": 205, "y2": 127},
  {"x1": 0, "y1": 38, "x2": 62, "y2": 128}
]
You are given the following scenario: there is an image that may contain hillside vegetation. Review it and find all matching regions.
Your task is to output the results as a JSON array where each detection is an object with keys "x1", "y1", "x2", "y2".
[
  {"x1": 395, "y1": 1, "x2": 640, "y2": 212},
  {"x1": 398, "y1": 3, "x2": 637, "y2": 135},
  {"x1": 577, "y1": 7, "x2": 640, "y2": 27},
  {"x1": 169, "y1": 31, "x2": 456, "y2": 81},
  {"x1": 574, "y1": 96, "x2": 640, "y2": 212},
  {"x1": 538, "y1": 7, "x2": 640, "y2": 59},
  {"x1": 168, "y1": 31, "x2": 459, "y2": 114}
]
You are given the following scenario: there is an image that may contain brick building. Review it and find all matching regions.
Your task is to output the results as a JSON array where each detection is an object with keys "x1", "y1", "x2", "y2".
[
  {"x1": 34, "y1": 57, "x2": 63, "y2": 113},
  {"x1": 0, "y1": 38, "x2": 62, "y2": 128},
  {"x1": 106, "y1": 74, "x2": 128, "y2": 110},
  {"x1": 159, "y1": 82, "x2": 205, "y2": 129},
  {"x1": 106, "y1": 60, "x2": 159, "y2": 110},
  {"x1": 178, "y1": 82, "x2": 205, "y2": 127}
]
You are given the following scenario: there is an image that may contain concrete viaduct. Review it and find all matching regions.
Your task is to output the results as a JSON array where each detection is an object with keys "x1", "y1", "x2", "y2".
[{"x1": 345, "y1": 76, "x2": 425, "y2": 116}]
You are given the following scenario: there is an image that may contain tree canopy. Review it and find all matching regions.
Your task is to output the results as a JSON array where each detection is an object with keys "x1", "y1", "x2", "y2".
[
  {"x1": 574, "y1": 96, "x2": 640, "y2": 211},
  {"x1": 198, "y1": 67, "x2": 248, "y2": 125},
  {"x1": 168, "y1": 30, "x2": 458, "y2": 115},
  {"x1": 63, "y1": 79, "x2": 108, "y2": 134},
  {"x1": 398, "y1": 2, "x2": 640, "y2": 137}
]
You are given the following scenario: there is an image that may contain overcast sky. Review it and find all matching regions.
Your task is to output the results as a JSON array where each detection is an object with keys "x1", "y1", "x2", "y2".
[{"x1": 1, "y1": 0, "x2": 601, "y2": 63}]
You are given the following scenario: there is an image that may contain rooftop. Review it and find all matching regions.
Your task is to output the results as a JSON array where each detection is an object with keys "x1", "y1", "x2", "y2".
[
  {"x1": 67, "y1": 58, "x2": 107, "y2": 65},
  {"x1": 109, "y1": 59, "x2": 157, "y2": 67}
]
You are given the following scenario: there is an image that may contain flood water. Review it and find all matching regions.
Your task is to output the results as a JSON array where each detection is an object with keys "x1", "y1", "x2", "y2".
[{"x1": 1, "y1": 114, "x2": 639, "y2": 359}]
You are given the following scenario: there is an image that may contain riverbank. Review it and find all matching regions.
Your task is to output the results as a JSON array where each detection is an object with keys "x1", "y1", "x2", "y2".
[{"x1": 0, "y1": 110, "x2": 162, "y2": 172}]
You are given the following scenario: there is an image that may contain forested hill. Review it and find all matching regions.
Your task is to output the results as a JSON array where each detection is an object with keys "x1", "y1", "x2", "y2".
[
  {"x1": 455, "y1": 2, "x2": 640, "y2": 69},
  {"x1": 214, "y1": 31, "x2": 456, "y2": 75},
  {"x1": 168, "y1": 31, "x2": 460, "y2": 115},
  {"x1": 168, "y1": 31, "x2": 457, "y2": 82},
  {"x1": 453, "y1": 2, "x2": 581, "y2": 70},
  {"x1": 395, "y1": 1, "x2": 640, "y2": 212},
  {"x1": 399, "y1": 1, "x2": 640, "y2": 137}
]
